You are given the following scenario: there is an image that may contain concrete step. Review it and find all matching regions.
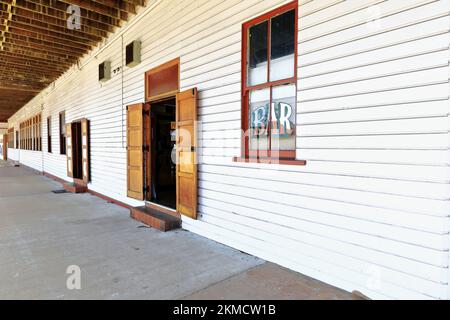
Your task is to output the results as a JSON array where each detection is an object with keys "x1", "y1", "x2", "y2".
[
  {"x1": 131, "y1": 206, "x2": 181, "y2": 232},
  {"x1": 63, "y1": 182, "x2": 87, "y2": 194}
]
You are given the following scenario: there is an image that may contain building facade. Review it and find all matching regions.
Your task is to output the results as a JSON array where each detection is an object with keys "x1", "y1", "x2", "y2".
[{"x1": 5, "y1": 0, "x2": 450, "y2": 299}]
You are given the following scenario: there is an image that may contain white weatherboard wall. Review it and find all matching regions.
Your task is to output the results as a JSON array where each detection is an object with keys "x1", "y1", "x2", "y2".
[
  {"x1": 1, "y1": 122, "x2": 18, "y2": 162},
  {"x1": 7, "y1": 0, "x2": 450, "y2": 299},
  {"x1": 8, "y1": 102, "x2": 44, "y2": 170}
]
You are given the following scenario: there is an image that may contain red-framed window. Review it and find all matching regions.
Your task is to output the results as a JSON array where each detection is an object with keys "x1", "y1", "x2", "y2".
[{"x1": 241, "y1": 1, "x2": 298, "y2": 160}]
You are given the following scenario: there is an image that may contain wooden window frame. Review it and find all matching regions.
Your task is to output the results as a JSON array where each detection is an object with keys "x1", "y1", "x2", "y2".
[
  {"x1": 144, "y1": 58, "x2": 180, "y2": 103},
  {"x1": 241, "y1": 1, "x2": 299, "y2": 161},
  {"x1": 18, "y1": 114, "x2": 41, "y2": 151},
  {"x1": 7, "y1": 128, "x2": 14, "y2": 149}
]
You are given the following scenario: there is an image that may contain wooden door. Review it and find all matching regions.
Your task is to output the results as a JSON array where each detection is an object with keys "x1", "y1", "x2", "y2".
[
  {"x1": 81, "y1": 119, "x2": 90, "y2": 183},
  {"x1": 127, "y1": 103, "x2": 145, "y2": 200},
  {"x1": 66, "y1": 123, "x2": 73, "y2": 178},
  {"x1": 144, "y1": 104, "x2": 151, "y2": 201},
  {"x1": 176, "y1": 88, "x2": 198, "y2": 219},
  {"x1": 2, "y1": 134, "x2": 7, "y2": 160}
]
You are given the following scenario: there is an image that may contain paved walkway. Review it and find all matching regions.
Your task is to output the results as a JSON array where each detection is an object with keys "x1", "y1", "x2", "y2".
[{"x1": 0, "y1": 161, "x2": 356, "y2": 300}]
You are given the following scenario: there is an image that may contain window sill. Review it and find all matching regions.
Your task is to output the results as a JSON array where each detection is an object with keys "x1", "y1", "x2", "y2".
[{"x1": 233, "y1": 157, "x2": 307, "y2": 166}]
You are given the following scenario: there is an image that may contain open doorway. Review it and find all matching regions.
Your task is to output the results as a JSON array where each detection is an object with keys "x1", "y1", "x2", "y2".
[
  {"x1": 149, "y1": 98, "x2": 176, "y2": 209},
  {"x1": 71, "y1": 122, "x2": 83, "y2": 179}
]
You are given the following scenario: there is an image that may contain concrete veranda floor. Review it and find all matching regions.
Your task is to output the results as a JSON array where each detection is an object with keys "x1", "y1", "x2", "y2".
[{"x1": 0, "y1": 161, "x2": 356, "y2": 300}]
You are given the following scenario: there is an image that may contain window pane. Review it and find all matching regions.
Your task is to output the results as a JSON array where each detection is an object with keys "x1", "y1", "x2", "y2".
[
  {"x1": 270, "y1": 84, "x2": 296, "y2": 151},
  {"x1": 249, "y1": 88, "x2": 270, "y2": 151},
  {"x1": 270, "y1": 9, "x2": 295, "y2": 82},
  {"x1": 247, "y1": 21, "x2": 268, "y2": 86}
]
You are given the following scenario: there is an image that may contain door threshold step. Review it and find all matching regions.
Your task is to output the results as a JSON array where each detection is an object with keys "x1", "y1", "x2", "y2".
[
  {"x1": 145, "y1": 202, "x2": 180, "y2": 219},
  {"x1": 63, "y1": 182, "x2": 87, "y2": 194},
  {"x1": 131, "y1": 206, "x2": 181, "y2": 232}
]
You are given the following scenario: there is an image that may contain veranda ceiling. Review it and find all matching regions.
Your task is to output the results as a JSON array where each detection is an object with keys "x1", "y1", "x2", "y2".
[{"x1": 0, "y1": 0, "x2": 146, "y2": 121}]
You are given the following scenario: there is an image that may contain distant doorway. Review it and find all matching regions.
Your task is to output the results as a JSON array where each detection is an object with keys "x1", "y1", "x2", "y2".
[
  {"x1": 66, "y1": 119, "x2": 90, "y2": 184},
  {"x1": 71, "y1": 122, "x2": 83, "y2": 179},
  {"x1": 148, "y1": 98, "x2": 176, "y2": 209}
]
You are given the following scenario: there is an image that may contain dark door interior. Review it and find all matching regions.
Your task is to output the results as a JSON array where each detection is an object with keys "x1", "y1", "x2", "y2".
[
  {"x1": 72, "y1": 122, "x2": 83, "y2": 179},
  {"x1": 149, "y1": 98, "x2": 176, "y2": 209}
]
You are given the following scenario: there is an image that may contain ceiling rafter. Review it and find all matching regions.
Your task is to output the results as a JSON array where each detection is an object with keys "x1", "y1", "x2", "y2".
[
  {"x1": 3, "y1": 4, "x2": 110, "y2": 37},
  {"x1": 3, "y1": 22, "x2": 98, "y2": 48},
  {"x1": 0, "y1": 56, "x2": 75, "y2": 71},
  {"x1": 8, "y1": 14, "x2": 105, "y2": 42},
  {"x1": 1, "y1": 26, "x2": 93, "y2": 53},
  {"x1": 1, "y1": 28, "x2": 89, "y2": 52},
  {"x1": 1, "y1": 52, "x2": 77, "y2": 69},
  {"x1": 0, "y1": 1, "x2": 116, "y2": 32},
  {"x1": 28, "y1": 0, "x2": 125, "y2": 22},
  {"x1": 0, "y1": 0, "x2": 15, "y2": 50},
  {"x1": 0, "y1": 0, "x2": 147, "y2": 122},
  {"x1": 3, "y1": 35, "x2": 85, "y2": 60}
]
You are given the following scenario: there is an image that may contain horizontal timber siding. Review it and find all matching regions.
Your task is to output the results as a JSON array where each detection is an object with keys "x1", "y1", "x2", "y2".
[{"x1": 6, "y1": 0, "x2": 450, "y2": 299}]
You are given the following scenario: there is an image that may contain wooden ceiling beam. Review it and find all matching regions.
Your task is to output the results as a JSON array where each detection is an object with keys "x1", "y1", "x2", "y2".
[
  {"x1": 1, "y1": 25, "x2": 93, "y2": 51},
  {"x1": 16, "y1": 0, "x2": 121, "y2": 28},
  {"x1": 0, "y1": 66, "x2": 63, "y2": 79},
  {"x1": 29, "y1": 0, "x2": 125, "y2": 21},
  {"x1": 0, "y1": 78, "x2": 50, "y2": 89},
  {"x1": 124, "y1": 0, "x2": 146, "y2": 5},
  {"x1": 0, "y1": 76, "x2": 50, "y2": 88},
  {"x1": 1, "y1": 32, "x2": 88, "y2": 57},
  {"x1": 7, "y1": 14, "x2": 105, "y2": 43},
  {"x1": 0, "y1": 58, "x2": 65, "y2": 76},
  {"x1": 3, "y1": 21, "x2": 99, "y2": 48},
  {"x1": 0, "y1": 46, "x2": 75, "y2": 60},
  {"x1": 0, "y1": 52, "x2": 70, "y2": 70},
  {"x1": 5, "y1": 4, "x2": 110, "y2": 37},
  {"x1": 0, "y1": 0, "x2": 148, "y2": 121},
  {"x1": 0, "y1": 33, "x2": 88, "y2": 57},
  {"x1": 0, "y1": 77, "x2": 58, "y2": 90},
  {"x1": 1, "y1": 1, "x2": 116, "y2": 32},
  {"x1": 58, "y1": 0, "x2": 130, "y2": 20},
  {"x1": 0, "y1": 0, "x2": 15, "y2": 51},
  {"x1": 0, "y1": 66, "x2": 61, "y2": 76},
  {"x1": 8, "y1": 8, "x2": 108, "y2": 42},
  {"x1": 90, "y1": 0, "x2": 137, "y2": 15},
  {"x1": 0, "y1": 94, "x2": 35, "y2": 101},
  {"x1": 0, "y1": 50, "x2": 76, "y2": 67}
]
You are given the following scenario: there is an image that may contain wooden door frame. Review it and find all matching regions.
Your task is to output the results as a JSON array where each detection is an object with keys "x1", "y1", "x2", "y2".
[
  {"x1": 143, "y1": 58, "x2": 180, "y2": 212},
  {"x1": 145, "y1": 97, "x2": 177, "y2": 210},
  {"x1": 68, "y1": 118, "x2": 89, "y2": 185},
  {"x1": 71, "y1": 121, "x2": 83, "y2": 182},
  {"x1": 145, "y1": 57, "x2": 180, "y2": 103}
]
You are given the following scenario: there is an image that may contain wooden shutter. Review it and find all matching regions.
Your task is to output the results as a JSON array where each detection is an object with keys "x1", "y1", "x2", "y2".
[
  {"x1": 176, "y1": 88, "x2": 198, "y2": 219},
  {"x1": 2, "y1": 134, "x2": 7, "y2": 160},
  {"x1": 66, "y1": 123, "x2": 73, "y2": 178},
  {"x1": 127, "y1": 103, "x2": 145, "y2": 200},
  {"x1": 81, "y1": 119, "x2": 90, "y2": 183}
]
